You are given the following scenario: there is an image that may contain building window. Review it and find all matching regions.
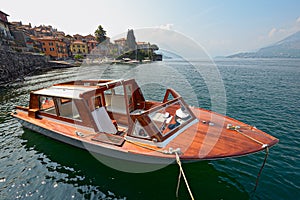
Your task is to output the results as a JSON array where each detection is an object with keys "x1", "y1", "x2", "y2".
[{"x1": 43, "y1": 48, "x2": 46, "y2": 51}]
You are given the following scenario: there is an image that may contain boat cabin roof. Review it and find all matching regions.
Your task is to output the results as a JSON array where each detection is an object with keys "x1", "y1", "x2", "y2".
[
  {"x1": 34, "y1": 86, "x2": 95, "y2": 99},
  {"x1": 32, "y1": 79, "x2": 124, "y2": 99}
]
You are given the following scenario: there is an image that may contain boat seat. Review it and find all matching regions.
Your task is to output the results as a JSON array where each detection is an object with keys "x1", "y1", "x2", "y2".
[{"x1": 91, "y1": 107, "x2": 118, "y2": 134}]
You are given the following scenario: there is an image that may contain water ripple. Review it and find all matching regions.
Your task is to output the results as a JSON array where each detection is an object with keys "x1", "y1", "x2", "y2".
[{"x1": 0, "y1": 59, "x2": 299, "y2": 199}]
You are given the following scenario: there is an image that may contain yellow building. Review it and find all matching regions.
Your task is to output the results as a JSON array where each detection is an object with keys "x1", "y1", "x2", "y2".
[{"x1": 70, "y1": 40, "x2": 88, "y2": 55}]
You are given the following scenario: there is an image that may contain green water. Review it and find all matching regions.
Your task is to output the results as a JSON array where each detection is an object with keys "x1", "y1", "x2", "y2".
[{"x1": 0, "y1": 58, "x2": 299, "y2": 199}]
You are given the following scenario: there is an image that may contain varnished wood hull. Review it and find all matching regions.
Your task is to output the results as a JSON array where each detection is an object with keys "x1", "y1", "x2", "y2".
[
  {"x1": 14, "y1": 112, "x2": 176, "y2": 165},
  {"x1": 12, "y1": 106, "x2": 279, "y2": 165}
]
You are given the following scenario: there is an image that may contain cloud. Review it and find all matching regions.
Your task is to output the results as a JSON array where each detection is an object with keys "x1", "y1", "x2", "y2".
[
  {"x1": 267, "y1": 17, "x2": 300, "y2": 39},
  {"x1": 268, "y1": 28, "x2": 277, "y2": 38},
  {"x1": 159, "y1": 23, "x2": 174, "y2": 30}
]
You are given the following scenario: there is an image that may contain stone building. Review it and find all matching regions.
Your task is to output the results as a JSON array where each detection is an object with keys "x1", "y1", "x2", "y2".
[{"x1": 0, "y1": 10, "x2": 14, "y2": 46}]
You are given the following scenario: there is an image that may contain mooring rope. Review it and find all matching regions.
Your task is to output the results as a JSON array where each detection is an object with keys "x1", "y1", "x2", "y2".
[
  {"x1": 235, "y1": 129, "x2": 267, "y2": 147},
  {"x1": 227, "y1": 124, "x2": 268, "y2": 148},
  {"x1": 228, "y1": 125, "x2": 271, "y2": 198},
  {"x1": 251, "y1": 147, "x2": 269, "y2": 197},
  {"x1": 175, "y1": 152, "x2": 195, "y2": 200},
  {"x1": 124, "y1": 138, "x2": 194, "y2": 199},
  {"x1": 126, "y1": 129, "x2": 270, "y2": 200},
  {"x1": 176, "y1": 166, "x2": 182, "y2": 198}
]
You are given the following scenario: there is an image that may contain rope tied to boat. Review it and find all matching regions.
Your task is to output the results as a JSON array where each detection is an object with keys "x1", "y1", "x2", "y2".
[
  {"x1": 175, "y1": 152, "x2": 195, "y2": 200},
  {"x1": 226, "y1": 124, "x2": 268, "y2": 148},
  {"x1": 227, "y1": 124, "x2": 271, "y2": 197},
  {"x1": 251, "y1": 146, "x2": 269, "y2": 198},
  {"x1": 124, "y1": 138, "x2": 195, "y2": 199}
]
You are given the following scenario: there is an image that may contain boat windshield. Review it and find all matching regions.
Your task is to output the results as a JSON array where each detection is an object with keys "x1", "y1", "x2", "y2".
[
  {"x1": 129, "y1": 97, "x2": 195, "y2": 142},
  {"x1": 149, "y1": 99, "x2": 192, "y2": 136}
]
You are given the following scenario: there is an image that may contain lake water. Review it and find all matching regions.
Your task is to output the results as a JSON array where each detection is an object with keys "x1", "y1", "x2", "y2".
[{"x1": 0, "y1": 58, "x2": 299, "y2": 199}]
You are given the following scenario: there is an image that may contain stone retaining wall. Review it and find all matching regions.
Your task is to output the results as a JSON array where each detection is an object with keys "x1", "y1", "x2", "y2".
[{"x1": 0, "y1": 50, "x2": 67, "y2": 85}]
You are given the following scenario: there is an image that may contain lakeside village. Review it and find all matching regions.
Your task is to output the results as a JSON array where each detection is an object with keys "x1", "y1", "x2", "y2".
[{"x1": 0, "y1": 10, "x2": 162, "y2": 66}]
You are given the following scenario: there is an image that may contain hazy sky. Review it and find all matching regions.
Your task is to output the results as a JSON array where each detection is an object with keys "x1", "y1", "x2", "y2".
[{"x1": 2, "y1": 0, "x2": 300, "y2": 56}]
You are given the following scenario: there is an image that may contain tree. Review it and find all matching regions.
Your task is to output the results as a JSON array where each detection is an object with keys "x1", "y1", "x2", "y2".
[
  {"x1": 94, "y1": 25, "x2": 107, "y2": 43},
  {"x1": 150, "y1": 44, "x2": 159, "y2": 51},
  {"x1": 74, "y1": 54, "x2": 84, "y2": 60}
]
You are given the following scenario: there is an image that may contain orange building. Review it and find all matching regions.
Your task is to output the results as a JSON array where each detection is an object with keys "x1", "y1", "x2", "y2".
[
  {"x1": 84, "y1": 34, "x2": 96, "y2": 42},
  {"x1": 87, "y1": 40, "x2": 98, "y2": 53},
  {"x1": 38, "y1": 37, "x2": 68, "y2": 59}
]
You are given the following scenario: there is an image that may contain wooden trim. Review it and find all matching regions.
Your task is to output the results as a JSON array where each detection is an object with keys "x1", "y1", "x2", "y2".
[
  {"x1": 163, "y1": 88, "x2": 181, "y2": 103},
  {"x1": 15, "y1": 106, "x2": 29, "y2": 111},
  {"x1": 53, "y1": 97, "x2": 60, "y2": 116},
  {"x1": 130, "y1": 114, "x2": 163, "y2": 142},
  {"x1": 39, "y1": 111, "x2": 91, "y2": 127},
  {"x1": 127, "y1": 96, "x2": 197, "y2": 142},
  {"x1": 77, "y1": 99, "x2": 98, "y2": 130},
  {"x1": 28, "y1": 109, "x2": 39, "y2": 118},
  {"x1": 29, "y1": 93, "x2": 39, "y2": 109},
  {"x1": 54, "y1": 79, "x2": 113, "y2": 87},
  {"x1": 139, "y1": 98, "x2": 180, "y2": 116}
]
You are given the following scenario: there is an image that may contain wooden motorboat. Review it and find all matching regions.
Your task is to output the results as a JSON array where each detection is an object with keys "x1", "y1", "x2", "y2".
[{"x1": 12, "y1": 79, "x2": 279, "y2": 164}]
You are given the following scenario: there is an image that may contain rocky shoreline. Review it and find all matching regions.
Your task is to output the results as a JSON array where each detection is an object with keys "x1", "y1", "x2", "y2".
[{"x1": 0, "y1": 50, "x2": 75, "y2": 85}]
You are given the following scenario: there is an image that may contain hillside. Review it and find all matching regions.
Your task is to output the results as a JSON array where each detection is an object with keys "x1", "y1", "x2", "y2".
[{"x1": 228, "y1": 31, "x2": 300, "y2": 58}]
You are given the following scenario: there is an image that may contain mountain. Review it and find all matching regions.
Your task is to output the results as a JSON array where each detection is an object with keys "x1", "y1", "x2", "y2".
[{"x1": 228, "y1": 31, "x2": 300, "y2": 58}]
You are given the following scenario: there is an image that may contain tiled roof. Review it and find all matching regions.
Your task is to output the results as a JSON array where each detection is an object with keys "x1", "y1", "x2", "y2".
[
  {"x1": 137, "y1": 42, "x2": 148, "y2": 45},
  {"x1": 38, "y1": 36, "x2": 57, "y2": 41},
  {"x1": 88, "y1": 40, "x2": 98, "y2": 43},
  {"x1": 72, "y1": 40, "x2": 86, "y2": 44},
  {"x1": 84, "y1": 34, "x2": 95, "y2": 38}
]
